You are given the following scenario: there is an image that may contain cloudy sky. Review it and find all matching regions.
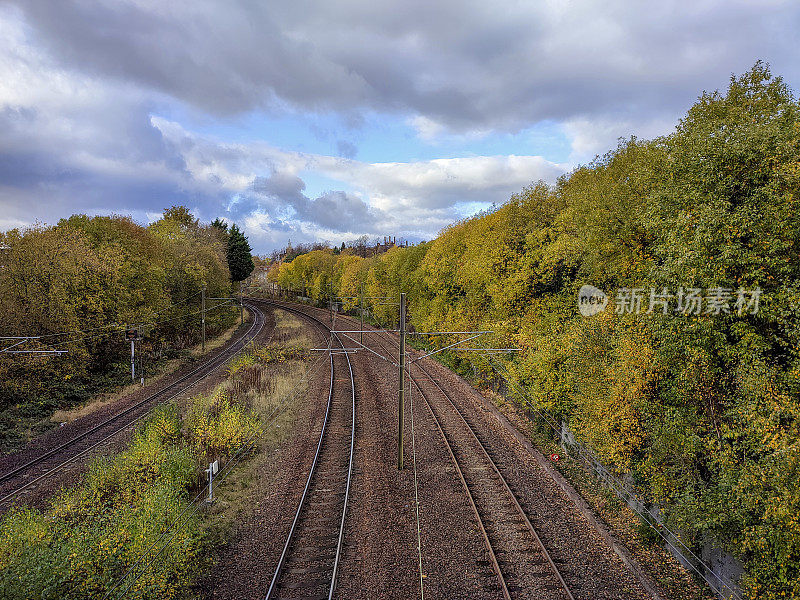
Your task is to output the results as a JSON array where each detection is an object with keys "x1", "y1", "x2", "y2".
[{"x1": 1, "y1": 1, "x2": 799, "y2": 253}]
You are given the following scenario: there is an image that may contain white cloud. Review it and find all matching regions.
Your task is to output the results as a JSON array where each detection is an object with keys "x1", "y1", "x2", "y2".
[
  {"x1": 409, "y1": 115, "x2": 445, "y2": 141},
  {"x1": 314, "y1": 154, "x2": 565, "y2": 210},
  {"x1": 150, "y1": 118, "x2": 562, "y2": 226},
  {"x1": 562, "y1": 116, "x2": 680, "y2": 163},
  {"x1": 0, "y1": 216, "x2": 29, "y2": 231}
]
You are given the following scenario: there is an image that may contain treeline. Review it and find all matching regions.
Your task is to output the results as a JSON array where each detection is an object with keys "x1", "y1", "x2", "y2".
[
  {"x1": 267, "y1": 234, "x2": 411, "y2": 264},
  {"x1": 0, "y1": 207, "x2": 251, "y2": 451},
  {"x1": 267, "y1": 64, "x2": 799, "y2": 599}
]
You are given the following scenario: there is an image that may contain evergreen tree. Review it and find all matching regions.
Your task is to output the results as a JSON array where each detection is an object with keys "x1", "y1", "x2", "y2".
[
  {"x1": 226, "y1": 224, "x2": 254, "y2": 282},
  {"x1": 210, "y1": 218, "x2": 229, "y2": 246}
]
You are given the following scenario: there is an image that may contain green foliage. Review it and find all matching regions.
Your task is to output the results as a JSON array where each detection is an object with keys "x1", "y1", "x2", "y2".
[
  {"x1": 210, "y1": 218, "x2": 228, "y2": 232},
  {"x1": 265, "y1": 63, "x2": 800, "y2": 598},
  {"x1": 226, "y1": 224, "x2": 254, "y2": 282},
  {"x1": 0, "y1": 209, "x2": 237, "y2": 451},
  {"x1": 0, "y1": 406, "x2": 199, "y2": 599},
  {"x1": 186, "y1": 391, "x2": 259, "y2": 460},
  {"x1": 226, "y1": 345, "x2": 310, "y2": 377}
]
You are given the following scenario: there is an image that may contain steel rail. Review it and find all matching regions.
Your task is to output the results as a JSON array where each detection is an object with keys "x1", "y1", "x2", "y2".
[
  {"x1": 410, "y1": 366, "x2": 513, "y2": 600},
  {"x1": 0, "y1": 303, "x2": 265, "y2": 507},
  {"x1": 253, "y1": 299, "x2": 355, "y2": 600},
  {"x1": 362, "y1": 326, "x2": 572, "y2": 600},
  {"x1": 372, "y1": 323, "x2": 574, "y2": 600},
  {"x1": 344, "y1": 325, "x2": 510, "y2": 599},
  {"x1": 411, "y1": 361, "x2": 576, "y2": 600},
  {"x1": 286, "y1": 300, "x2": 575, "y2": 600}
]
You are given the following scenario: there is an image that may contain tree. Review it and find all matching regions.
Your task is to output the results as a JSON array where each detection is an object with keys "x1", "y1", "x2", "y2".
[
  {"x1": 210, "y1": 218, "x2": 229, "y2": 247},
  {"x1": 226, "y1": 224, "x2": 254, "y2": 282},
  {"x1": 254, "y1": 64, "x2": 800, "y2": 598},
  {"x1": 162, "y1": 205, "x2": 197, "y2": 229}
]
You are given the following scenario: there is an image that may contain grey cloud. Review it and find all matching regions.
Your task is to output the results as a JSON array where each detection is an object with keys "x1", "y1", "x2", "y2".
[
  {"x1": 0, "y1": 168, "x2": 225, "y2": 228},
  {"x1": 5, "y1": 0, "x2": 800, "y2": 255},
  {"x1": 306, "y1": 191, "x2": 378, "y2": 231},
  {"x1": 252, "y1": 172, "x2": 307, "y2": 203},
  {"x1": 0, "y1": 72, "x2": 220, "y2": 222},
  {"x1": 251, "y1": 172, "x2": 381, "y2": 233},
  {"x1": 11, "y1": 1, "x2": 800, "y2": 134},
  {"x1": 243, "y1": 213, "x2": 326, "y2": 254},
  {"x1": 13, "y1": 1, "x2": 370, "y2": 116}
]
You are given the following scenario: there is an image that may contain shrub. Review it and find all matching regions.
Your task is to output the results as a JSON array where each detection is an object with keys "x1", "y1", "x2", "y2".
[
  {"x1": 0, "y1": 407, "x2": 200, "y2": 599},
  {"x1": 186, "y1": 391, "x2": 259, "y2": 461}
]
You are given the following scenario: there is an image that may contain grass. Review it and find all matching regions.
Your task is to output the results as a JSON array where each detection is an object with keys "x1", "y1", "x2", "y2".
[
  {"x1": 189, "y1": 308, "x2": 249, "y2": 357},
  {"x1": 198, "y1": 360, "x2": 310, "y2": 537},
  {"x1": 273, "y1": 309, "x2": 303, "y2": 330}
]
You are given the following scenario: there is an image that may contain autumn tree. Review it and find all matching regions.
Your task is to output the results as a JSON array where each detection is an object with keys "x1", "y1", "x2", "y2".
[{"x1": 0, "y1": 211, "x2": 238, "y2": 452}]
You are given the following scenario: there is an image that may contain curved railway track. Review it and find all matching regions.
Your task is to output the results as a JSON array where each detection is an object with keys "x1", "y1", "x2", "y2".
[
  {"x1": 0, "y1": 302, "x2": 267, "y2": 511},
  {"x1": 261, "y1": 298, "x2": 576, "y2": 600},
  {"x1": 252, "y1": 299, "x2": 356, "y2": 600}
]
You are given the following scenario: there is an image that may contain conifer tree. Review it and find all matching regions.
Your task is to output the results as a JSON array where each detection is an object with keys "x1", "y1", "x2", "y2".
[{"x1": 226, "y1": 224, "x2": 254, "y2": 282}]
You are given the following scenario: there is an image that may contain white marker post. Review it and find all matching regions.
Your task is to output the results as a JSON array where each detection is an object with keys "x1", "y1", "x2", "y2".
[{"x1": 206, "y1": 460, "x2": 219, "y2": 503}]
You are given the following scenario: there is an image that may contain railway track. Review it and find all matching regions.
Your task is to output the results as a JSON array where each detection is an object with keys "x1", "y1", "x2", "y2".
[
  {"x1": 264, "y1": 299, "x2": 576, "y2": 600},
  {"x1": 361, "y1": 326, "x2": 575, "y2": 600},
  {"x1": 411, "y1": 362, "x2": 574, "y2": 600},
  {"x1": 253, "y1": 299, "x2": 356, "y2": 600},
  {"x1": 0, "y1": 302, "x2": 267, "y2": 511}
]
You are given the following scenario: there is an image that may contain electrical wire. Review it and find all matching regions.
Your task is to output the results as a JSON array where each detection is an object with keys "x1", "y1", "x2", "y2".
[
  {"x1": 146, "y1": 292, "x2": 201, "y2": 318},
  {"x1": 36, "y1": 299, "x2": 235, "y2": 350},
  {"x1": 3, "y1": 292, "x2": 203, "y2": 343}
]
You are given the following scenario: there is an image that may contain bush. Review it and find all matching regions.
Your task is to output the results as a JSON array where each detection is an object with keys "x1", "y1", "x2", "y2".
[
  {"x1": 0, "y1": 392, "x2": 259, "y2": 598},
  {"x1": 0, "y1": 406, "x2": 200, "y2": 599},
  {"x1": 186, "y1": 391, "x2": 259, "y2": 461}
]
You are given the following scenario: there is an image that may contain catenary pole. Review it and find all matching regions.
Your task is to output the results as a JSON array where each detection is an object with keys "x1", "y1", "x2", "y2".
[
  {"x1": 398, "y1": 292, "x2": 406, "y2": 470},
  {"x1": 360, "y1": 282, "x2": 364, "y2": 346},
  {"x1": 130, "y1": 331, "x2": 135, "y2": 383},
  {"x1": 139, "y1": 327, "x2": 144, "y2": 385}
]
